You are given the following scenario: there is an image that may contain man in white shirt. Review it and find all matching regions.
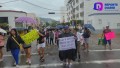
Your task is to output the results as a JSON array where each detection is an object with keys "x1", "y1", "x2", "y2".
[{"x1": 73, "y1": 28, "x2": 81, "y2": 61}]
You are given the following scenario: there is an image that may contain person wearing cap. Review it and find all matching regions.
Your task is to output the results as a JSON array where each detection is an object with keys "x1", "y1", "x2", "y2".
[
  {"x1": 58, "y1": 26, "x2": 76, "y2": 68},
  {"x1": 103, "y1": 25, "x2": 112, "y2": 50}
]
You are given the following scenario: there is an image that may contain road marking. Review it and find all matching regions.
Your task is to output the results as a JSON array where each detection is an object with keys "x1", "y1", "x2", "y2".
[
  {"x1": 3, "y1": 49, "x2": 120, "y2": 57},
  {"x1": 89, "y1": 49, "x2": 120, "y2": 52},
  {"x1": 3, "y1": 59, "x2": 120, "y2": 68}
]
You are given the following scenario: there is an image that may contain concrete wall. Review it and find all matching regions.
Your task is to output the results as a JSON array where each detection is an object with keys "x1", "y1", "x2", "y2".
[{"x1": 0, "y1": 12, "x2": 26, "y2": 28}]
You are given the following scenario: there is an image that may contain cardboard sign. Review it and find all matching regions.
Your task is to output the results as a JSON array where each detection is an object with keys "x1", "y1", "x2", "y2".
[
  {"x1": 105, "y1": 32, "x2": 116, "y2": 40},
  {"x1": 21, "y1": 29, "x2": 39, "y2": 45},
  {"x1": 58, "y1": 36, "x2": 76, "y2": 51}
]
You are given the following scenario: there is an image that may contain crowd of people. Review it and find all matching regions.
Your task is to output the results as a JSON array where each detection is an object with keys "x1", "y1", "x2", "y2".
[{"x1": 0, "y1": 25, "x2": 112, "y2": 68}]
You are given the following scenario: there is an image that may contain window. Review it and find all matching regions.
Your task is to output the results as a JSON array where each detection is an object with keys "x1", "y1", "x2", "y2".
[
  {"x1": 76, "y1": 13, "x2": 79, "y2": 18},
  {"x1": 73, "y1": 1, "x2": 75, "y2": 6},
  {"x1": 117, "y1": 23, "x2": 120, "y2": 27},
  {"x1": 76, "y1": 0, "x2": 79, "y2": 3},
  {"x1": 76, "y1": 6, "x2": 79, "y2": 11}
]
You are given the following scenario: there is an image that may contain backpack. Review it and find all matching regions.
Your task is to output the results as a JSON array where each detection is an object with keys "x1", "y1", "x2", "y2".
[{"x1": 83, "y1": 30, "x2": 91, "y2": 38}]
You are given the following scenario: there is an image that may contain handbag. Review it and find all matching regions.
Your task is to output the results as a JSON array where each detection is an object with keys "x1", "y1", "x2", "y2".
[
  {"x1": 98, "y1": 38, "x2": 104, "y2": 45},
  {"x1": 12, "y1": 36, "x2": 23, "y2": 51}
]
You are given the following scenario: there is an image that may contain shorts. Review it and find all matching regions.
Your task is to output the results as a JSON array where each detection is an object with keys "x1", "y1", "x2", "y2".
[
  {"x1": 84, "y1": 38, "x2": 89, "y2": 44},
  {"x1": 23, "y1": 46, "x2": 31, "y2": 49},
  {"x1": 104, "y1": 37, "x2": 111, "y2": 45},
  {"x1": 37, "y1": 43, "x2": 46, "y2": 49}
]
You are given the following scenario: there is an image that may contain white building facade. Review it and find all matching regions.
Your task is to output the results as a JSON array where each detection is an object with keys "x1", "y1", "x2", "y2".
[
  {"x1": 65, "y1": 0, "x2": 84, "y2": 22},
  {"x1": 84, "y1": 0, "x2": 120, "y2": 31},
  {"x1": 65, "y1": 0, "x2": 120, "y2": 32},
  {"x1": 60, "y1": 6, "x2": 67, "y2": 23},
  {"x1": 0, "y1": 10, "x2": 27, "y2": 28}
]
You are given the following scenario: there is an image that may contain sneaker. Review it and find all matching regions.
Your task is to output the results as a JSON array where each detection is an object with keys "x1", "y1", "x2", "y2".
[
  {"x1": 13, "y1": 63, "x2": 16, "y2": 66},
  {"x1": 28, "y1": 60, "x2": 31, "y2": 65}
]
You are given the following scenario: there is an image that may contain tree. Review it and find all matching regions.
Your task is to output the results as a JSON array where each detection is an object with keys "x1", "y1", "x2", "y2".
[
  {"x1": 45, "y1": 22, "x2": 50, "y2": 27},
  {"x1": 50, "y1": 22, "x2": 57, "y2": 27}
]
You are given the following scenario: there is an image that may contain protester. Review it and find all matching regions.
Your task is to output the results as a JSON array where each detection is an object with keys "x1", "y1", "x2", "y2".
[
  {"x1": 23, "y1": 29, "x2": 32, "y2": 65},
  {"x1": 103, "y1": 25, "x2": 112, "y2": 50},
  {"x1": 73, "y1": 28, "x2": 81, "y2": 60},
  {"x1": 83, "y1": 27, "x2": 91, "y2": 52},
  {"x1": 46, "y1": 30, "x2": 49, "y2": 45},
  {"x1": 37, "y1": 30, "x2": 46, "y2": 62},
  {"x1": 55, "y1": 29, "x2": 60, "y2": 45},
  {"x1": 6, "y1": 29, "x2": 24, "y2": 67},
  {"x1": 58, "y1": 26, "x2": 76, "y2": 68},
  {"x1": 49, "y1": 30, "x2": 54, "y2": 45},
  {"x1": 0, "y1": 32, "x2": 5, "y2": 62}
]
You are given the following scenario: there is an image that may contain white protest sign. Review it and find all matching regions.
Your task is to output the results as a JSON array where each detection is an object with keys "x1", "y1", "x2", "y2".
[{"x1": 58, "y1": 36, "x2": 76, "y2": 51}]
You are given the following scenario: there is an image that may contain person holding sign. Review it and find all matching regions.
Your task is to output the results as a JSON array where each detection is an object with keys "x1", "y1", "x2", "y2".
[
  {"x1": 6, "y1": 29, "x2": 24, "y2": 67},
  {"x1": 37, "y1": 30, "x2": 46, "y2": 62},
  {"x1": 103, "y1": 25, "x2": 112, "y2": 50},
  {"x1": 58, "y1": 26, "x2": 76, "y2": 68},
  {"x1": 23, "y1": 29, "x2": 32, "y2": 65}
]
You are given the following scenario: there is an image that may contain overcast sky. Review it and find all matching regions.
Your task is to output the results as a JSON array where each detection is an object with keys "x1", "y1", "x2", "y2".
[{"x1": 0, "y1": 0, "x2": 65, "y2": 21}]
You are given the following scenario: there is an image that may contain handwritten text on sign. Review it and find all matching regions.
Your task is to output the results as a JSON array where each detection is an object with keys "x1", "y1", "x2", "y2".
[
  {"x1": 21, "y1": 29, "x2": 39, "y2": 45},
  {"x1": 105, "y1": 32, "x2": 116, "y2": 40},
  {"x1": 58, "y1": 36, "x2": 76, "y2": 51}
]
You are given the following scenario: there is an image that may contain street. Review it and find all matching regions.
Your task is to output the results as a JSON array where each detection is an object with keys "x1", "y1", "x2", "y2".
[{"x1": 0, "y1": 34, "x2": 120, "y2": 68}]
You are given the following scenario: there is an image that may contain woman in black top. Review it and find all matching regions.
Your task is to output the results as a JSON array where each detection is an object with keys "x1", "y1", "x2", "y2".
[
  {"x1": 37, "y1": 31, "x2": 46, "y2": 62},
  {"x1": 6, "y1": 29, "x2": 24, "y2": 67}
]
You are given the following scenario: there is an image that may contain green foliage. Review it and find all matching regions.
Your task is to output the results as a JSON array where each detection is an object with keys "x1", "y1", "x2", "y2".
[
  {"x1": 50, "y1": 22, "x2": 57, "y2": 27},
  {"x1": 45, "y1": 22, "x2": 50, "y2": 27}
]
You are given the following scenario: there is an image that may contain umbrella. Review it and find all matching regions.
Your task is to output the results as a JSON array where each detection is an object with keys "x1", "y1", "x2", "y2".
[
  {"x1": 56, "y1": 25, "x2": 64, "y2": 29},
  {"x1": 84, "y1": 24, "x2": 95, "y2": 31},
  {"x1": 15, "y1": 17, "x2": 37, "y2": 24},
  {"x1": 0, "y1": 28, "x2": 7, "y2": 33}
]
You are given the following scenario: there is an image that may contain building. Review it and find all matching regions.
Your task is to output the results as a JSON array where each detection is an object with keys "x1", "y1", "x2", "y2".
[
  {"x1": 60, "y1": 6, "x2": 67, "y2": 23},
  {"x1": 84, "y1": 0, "x2": 120, "y2": 32},
  {"x1": 65, "y1": 0, "x2": 84, "y2": 22},
  {"x1": 65, "y1": 0, "x2": 120, "y2": 32},
  {"x1": 0, "y1": 10, "x2": 40, "y2": 29},
  {"x1": 0, "y1": 10, "x2": 27, "y2": 28}
]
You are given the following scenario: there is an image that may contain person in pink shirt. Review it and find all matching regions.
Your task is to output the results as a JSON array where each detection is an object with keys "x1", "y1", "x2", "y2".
[
  {"x1": 55, "y1": 29, "x2": 60, "y2": 45},
  {"x1": 0, "y1": 32, "x2": 5, "y2": 62}
]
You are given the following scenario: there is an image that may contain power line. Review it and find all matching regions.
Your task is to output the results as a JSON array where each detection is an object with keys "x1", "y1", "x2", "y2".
[
  {"x1": 0, "y1": 0, "x2": 66, "y2": 12},
  {"x1": 0, "y1": 0, "x2": 21, "y2": 4},
  {"x1": 21, "y1": 0, "x2": 64, "y2": 11}
]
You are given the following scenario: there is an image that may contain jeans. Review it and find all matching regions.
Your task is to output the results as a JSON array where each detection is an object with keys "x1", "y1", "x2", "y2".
[{"x1": 11, "y1": 49, "x2": 20, "y2": 65}]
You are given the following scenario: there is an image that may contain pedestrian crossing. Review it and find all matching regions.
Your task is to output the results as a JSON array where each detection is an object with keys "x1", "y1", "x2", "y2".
[
  {"x1": 4, "y1": 59, "x2": 120, "y2": 68},
  {"x1": 3, "y1": 49, "x2": 120, "y2": 57},
  {"x1": 2, "y1": 49, "x2": 120, "y2": 68}
]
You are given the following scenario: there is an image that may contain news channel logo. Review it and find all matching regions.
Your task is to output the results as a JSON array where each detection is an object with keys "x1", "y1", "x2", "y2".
[
  {"x1": 94, "y1": 2, "x2": 104, "y2": 11},
  {"x1": 94, "y1": 2, "x2": 119, "y2": 11}
]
